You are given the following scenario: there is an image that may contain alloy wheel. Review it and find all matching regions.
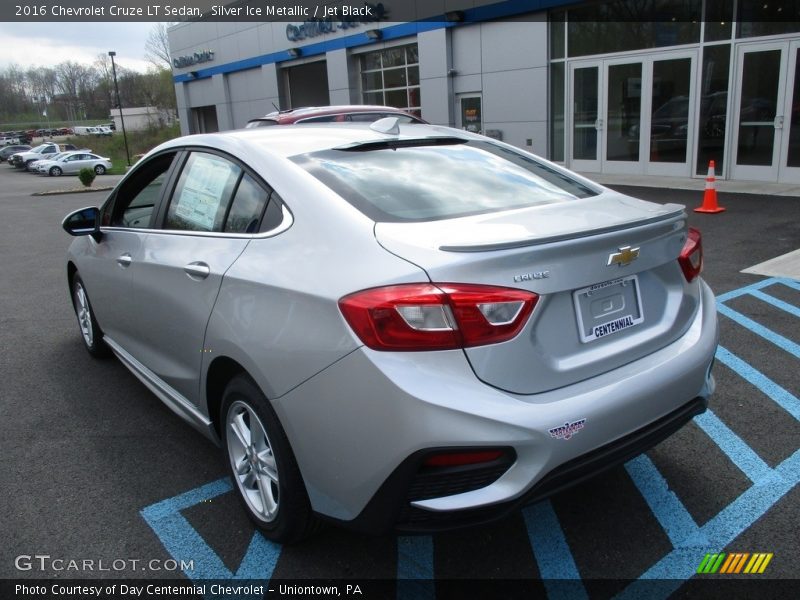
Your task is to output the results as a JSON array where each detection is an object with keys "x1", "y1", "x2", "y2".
[
  {"x1": 226, "y1": 400, "x2": 280, "y2": 522},
  {"x1": 73, "y1": 281, "x2": 93, "y2": 347}
]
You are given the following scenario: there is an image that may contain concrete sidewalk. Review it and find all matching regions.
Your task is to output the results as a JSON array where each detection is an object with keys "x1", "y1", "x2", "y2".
[{"x1": 580, "y1": 172, "x2": 800, "y2": 197}]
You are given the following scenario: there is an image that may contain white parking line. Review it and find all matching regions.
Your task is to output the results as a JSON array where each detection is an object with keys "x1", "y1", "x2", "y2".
[{"x1": 741, "y1": 249, "x2": 800, "y2": 279}]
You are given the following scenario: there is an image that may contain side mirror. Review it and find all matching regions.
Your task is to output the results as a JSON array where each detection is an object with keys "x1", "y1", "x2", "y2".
[{"x1": 62, "y1": 206, "x2": 101, "y2": 238}]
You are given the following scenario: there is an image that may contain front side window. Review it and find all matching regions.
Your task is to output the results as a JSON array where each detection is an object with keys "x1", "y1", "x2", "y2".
[
  {"x1": 106, "y1": 152, "x2": 177, "y2": 229},
  {"x1": 293, "y1": 140, "x2": 597, "y2": 222}
]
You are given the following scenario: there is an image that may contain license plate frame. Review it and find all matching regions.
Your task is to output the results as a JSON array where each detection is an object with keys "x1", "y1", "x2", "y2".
[{"x1": 573, "y1": 275, "x2": 644, "y2": 343}]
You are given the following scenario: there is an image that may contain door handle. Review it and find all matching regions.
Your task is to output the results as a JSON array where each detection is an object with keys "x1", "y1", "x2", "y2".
[
  {"x1": 116, "y1": 253, "x2": 132, "y2": 267},
  {"x1": 184, "y1": 262, "x2": 211, "y2": 280},
  {"x1": 774, "y1": 115, "x2": 784, "y2": 130},
  {"x1": 595, "y1": 118, "x2": 604, "y2": 131}
]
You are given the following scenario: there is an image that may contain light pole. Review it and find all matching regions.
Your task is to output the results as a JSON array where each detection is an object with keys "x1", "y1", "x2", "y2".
[
  {"x1": 39, "y1": 96, "x2": 51, "y2": 139},
  {"x1": 108, "y1": 51, "x2": 131, "y2": 166}
]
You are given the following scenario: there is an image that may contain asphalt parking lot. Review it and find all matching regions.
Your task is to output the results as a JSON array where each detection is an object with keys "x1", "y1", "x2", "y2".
[{"x1": 1, "y1": 165, "x2": 798, "y2": 599}]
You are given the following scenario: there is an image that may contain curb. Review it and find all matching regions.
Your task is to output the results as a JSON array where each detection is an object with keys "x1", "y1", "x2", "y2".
[{"x1": 32, "y1": 186, "x2": 114, "y2": 197}]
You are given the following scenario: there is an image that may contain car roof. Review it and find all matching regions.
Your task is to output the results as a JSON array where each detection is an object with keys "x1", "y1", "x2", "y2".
[
  {"x1": 248, "y1": 105, "x2": 425, "y2": 125},
  {"x1": 154, "y1": 122, "x2": 474, "y2": 161}
]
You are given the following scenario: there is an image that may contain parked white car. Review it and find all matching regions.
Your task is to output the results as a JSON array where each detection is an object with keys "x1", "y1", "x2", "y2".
[
  {"x1": 37, "y1": 151, "x2": 112, "y2": 176},
  {"x1": 30, "y1": 152, "x2": 71, "y2": 173}
]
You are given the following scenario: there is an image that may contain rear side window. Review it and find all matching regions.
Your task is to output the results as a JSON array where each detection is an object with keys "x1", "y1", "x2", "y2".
[
  {"x1": 162, "y1": 151, "x2": 279, "y2": 235},
  {"x1": 245, "y1": 120, "x2": 278, "y2": 128},
  {"x1": 224, "y1": 174, "x2": 269, "y2": 233},
  {"x1": 292, "y1": 140, "x2": 597, "y2": 222},
  {"x1": 165, "y1": 153, "x2": 241, "y2": 232}
]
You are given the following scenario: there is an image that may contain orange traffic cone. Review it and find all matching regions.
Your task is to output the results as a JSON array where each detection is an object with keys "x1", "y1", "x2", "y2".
[{"x1": 694, "y1": 160, "x2": 726, "y2": 213}]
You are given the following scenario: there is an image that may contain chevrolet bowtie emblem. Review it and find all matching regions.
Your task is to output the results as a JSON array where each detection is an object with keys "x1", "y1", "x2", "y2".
[{"x1": 607, "y1": 245, "x2": 640, "y2": 267}]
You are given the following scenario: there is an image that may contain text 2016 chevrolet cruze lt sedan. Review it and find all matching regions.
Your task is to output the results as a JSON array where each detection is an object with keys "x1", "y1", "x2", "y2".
[{"x1": 63, "y1": 121, "x2": 718, "y2": 543}]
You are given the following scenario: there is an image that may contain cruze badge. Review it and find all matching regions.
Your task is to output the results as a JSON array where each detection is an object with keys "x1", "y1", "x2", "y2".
[
  {"x1": 607, "y1": 245, "x2": 640, "y2": 267},
  {"x1": 548, "y1": 419, "x2": 586, "y2": 441},
  {"x1": 513, "y1": 270, "x2": 550, "y2": 283}
]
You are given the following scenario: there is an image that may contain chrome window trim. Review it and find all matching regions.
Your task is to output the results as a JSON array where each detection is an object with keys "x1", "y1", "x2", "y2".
[{"x1": 100, "y1": 203, "x2": 294, "y2": 239}]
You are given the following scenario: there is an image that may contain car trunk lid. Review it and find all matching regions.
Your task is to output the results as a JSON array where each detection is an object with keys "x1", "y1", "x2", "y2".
[{"x1": 374, "y1": 191, "x2": 698, "y2": 395}]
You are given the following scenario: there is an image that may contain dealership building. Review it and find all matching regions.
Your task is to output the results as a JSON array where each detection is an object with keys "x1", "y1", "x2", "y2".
[{"x1": 169, "y1": 0, "x2": 800, "y2": 183}]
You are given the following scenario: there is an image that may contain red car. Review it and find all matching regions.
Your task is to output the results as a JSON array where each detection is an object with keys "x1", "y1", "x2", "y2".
[{"x1": 244, "y1": 105, "x2": 426, "y2": 128}]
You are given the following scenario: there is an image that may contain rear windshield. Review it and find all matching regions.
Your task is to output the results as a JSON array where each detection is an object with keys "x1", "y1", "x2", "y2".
[{"x1": 291, "y1": 140, "x2": 598, "y2": 222}]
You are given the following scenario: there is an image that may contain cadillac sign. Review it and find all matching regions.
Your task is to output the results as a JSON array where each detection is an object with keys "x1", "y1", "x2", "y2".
[
  {"x1": 173, "y1": 50, "x2": 215, "y2": 69},
  {"x1": 286, "y1": 2, "x2": 388, "y2": 41}
]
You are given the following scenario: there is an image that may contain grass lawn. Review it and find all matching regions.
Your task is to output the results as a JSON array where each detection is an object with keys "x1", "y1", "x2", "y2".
[{"x1": 65, "y1": 124, "x2": 181, "y2": 175}]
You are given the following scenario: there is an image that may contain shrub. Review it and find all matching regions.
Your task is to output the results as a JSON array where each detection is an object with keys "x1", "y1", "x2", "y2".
[{"x1": 79, "y1": 168, "x2": 96, "y2": 187}]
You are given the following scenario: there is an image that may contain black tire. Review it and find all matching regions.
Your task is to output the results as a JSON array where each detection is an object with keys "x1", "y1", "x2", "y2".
[
  {"x1": 94, "y1": 164, "x2": 106, "y2": 175},
  {"x1": 49, "y1": 166, "x2": 62, "y2": 176},
  {"x1": 221, "y1": 375, "x2": 318, "y2": 543},
  {"x1": 70, "y1": 273, "x2": 111, "y2": 358}
]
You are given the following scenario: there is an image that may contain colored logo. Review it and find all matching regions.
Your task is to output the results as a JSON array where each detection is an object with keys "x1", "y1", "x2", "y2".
[
  {"x1": 548, "y1": 419, "x2": 586, "y2": 440},
  {"x1": 696, "y1": 552, "x2": 773, "y2": 574},
  {"x1": 607, "y1": 245, "x2": 640, "y2": 267}
]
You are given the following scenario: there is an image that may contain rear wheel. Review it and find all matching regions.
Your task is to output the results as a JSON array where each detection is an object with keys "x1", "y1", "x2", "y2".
[
  {"x1": 70, "y1": 273, "x2": 110, "y2": 358},
  {"x1": 221, "y1": 375, "x2": 317, "y2": 543},
  {"x1": 94, "y1": 164, "x2": 106, "y2": 175},
  {"x1": 49, "y1": 166, "x2": 62, "y2": 176}
]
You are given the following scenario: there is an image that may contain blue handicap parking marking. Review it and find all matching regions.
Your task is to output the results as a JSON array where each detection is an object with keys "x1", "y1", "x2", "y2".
[
  {"x1": 524, "y1": 276, "x2": 799, "y2": 598},
  {"x1": 140, "y1": 277, "x2": 798, "y2": 599},
  {"x1": 523, "y1": 501, "x2": 588, "y2": 600},
  {"x1": 140, "y1": 477, "x2": 281, "y2": 586},
  {"x1": 715, "y1": 346, "x2": 800, "y2": 421},
  {"x1": 396, "y1": 536, "x2": 435, "y2": 600},
  {"x1": 624, "y1": 455, "x2": 707, "y2": 548}
]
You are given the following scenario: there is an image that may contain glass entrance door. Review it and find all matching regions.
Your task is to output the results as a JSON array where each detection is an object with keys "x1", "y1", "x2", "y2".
[
  {"x1": 604, "y1": 60, "x2": 643, "y2": 174},
  {"x1": 731, "y1": 43, "x2": 786, "y2": 181},
  {"x1": 568, "y1": 62, "x2": 601, "y2": 172},
  {"x1": 731, "y1": 40, "x2": 800, "y2": 183},
  {"x1": 567, "y1": 52, "x2": 695, "y2": 176},
  {"x1": 779, "y1": 41, "x2": 800, "y2": 183},
  {"x1": 647, "y1": 56, "x2": 694, "y2": 176}
]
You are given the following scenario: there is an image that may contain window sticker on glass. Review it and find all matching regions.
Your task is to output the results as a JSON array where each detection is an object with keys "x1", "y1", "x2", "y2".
[{"x1": 171, "y1": 155, "x2": 239, "y2": 231}]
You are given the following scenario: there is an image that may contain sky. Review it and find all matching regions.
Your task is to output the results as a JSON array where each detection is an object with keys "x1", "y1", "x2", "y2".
[{"x1": 0, "y1": 23, "x2": 158, "y2": 72}]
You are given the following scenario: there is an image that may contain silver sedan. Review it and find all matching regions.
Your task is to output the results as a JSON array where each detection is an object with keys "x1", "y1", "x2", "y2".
[
  {"x1": 39, "y1": 151, "x2": 112, "y2": 176},
  {"x1": 62, "y1": 122, "x2": 718, "y2": 542}
]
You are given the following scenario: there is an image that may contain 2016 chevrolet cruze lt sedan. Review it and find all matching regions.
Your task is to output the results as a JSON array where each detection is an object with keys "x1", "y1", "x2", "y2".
[{"x1": 63, "y1": 121, "x2": 718, "y2": 543}]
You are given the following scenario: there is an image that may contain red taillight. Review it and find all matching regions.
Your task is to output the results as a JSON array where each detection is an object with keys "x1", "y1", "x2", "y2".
[
  {"x1": 678, "y1": 227, "x2": 703, "y2": 282},
  {"x1": 339, "y1": 283, "x2": 538, "y2": 351}
]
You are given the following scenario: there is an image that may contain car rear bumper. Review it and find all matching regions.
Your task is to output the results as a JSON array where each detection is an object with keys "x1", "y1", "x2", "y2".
[
  {"x1": 273, "y1": 280, "x2": 718, "y2": 532},
  {"x1": 332, "y1": 395, "x2": 707, "y2": 533}
]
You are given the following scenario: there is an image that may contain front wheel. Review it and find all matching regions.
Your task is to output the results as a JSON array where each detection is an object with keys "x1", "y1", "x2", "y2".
[
  {"x1": 221, "y1": 375, "x2": 317, "y2": 543},
  {"x1": 94, "y1": 164, "x2": 106, "y2": 175},
  {"x1": 49, "y1": 166, "x2": 62, "y2": 176},
  {"x1": 70, "y1": 274, "x2": 110, "y2": 358}
]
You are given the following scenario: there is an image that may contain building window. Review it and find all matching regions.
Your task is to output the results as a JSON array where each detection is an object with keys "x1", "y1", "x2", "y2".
[
  {"x1": 566, "y1": 0, "x2": 701, "y2": 57},
  {"x1": 360, "y1": 44, "x2": 421, "y2": 117}
]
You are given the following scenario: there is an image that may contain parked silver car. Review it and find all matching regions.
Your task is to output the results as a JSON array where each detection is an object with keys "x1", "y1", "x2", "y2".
[
  {"x1": 63, "y1": 122, "x2": 718, "y2": 542},
  {"x1": 38, "y1": 151, "x2": 112, "y2": 176}
]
